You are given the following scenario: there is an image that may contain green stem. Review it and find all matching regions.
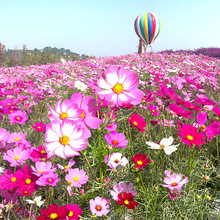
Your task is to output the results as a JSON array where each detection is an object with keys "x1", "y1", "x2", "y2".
[
  {"x1": 160, "y1": 150, "x2": 164, "y2": 174},
  {"x1": 0, "y1": 114, "x2": 5, "y2": 128},
  {"x1": 82, "y1": 152, "x2": 99, "y2": 183}
]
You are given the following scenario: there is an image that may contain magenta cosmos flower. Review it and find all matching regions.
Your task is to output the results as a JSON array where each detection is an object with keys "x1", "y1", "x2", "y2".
[
  {"x1": 177, "y1": 124, "x2": 206, "y2": 148},
  {"x1": 96, "y1": 67, "x2": 144, "y2": 107},
  {"x1": 128, "y1": 113, "x2": 146, "y2": 132},
  {"x1": 89, "y1": 197, "x2": 109, "y2": 217},
  {"x1": 32, "y1": 122, "x2": 46, "y2": 132},
  {"x1": 105, "y1": 130, "x2": 128, "y2": 149},
  {"x1": 65, "y1": 204, "x2": 82, "y2": 220},
  {"x1": 3, "y1": 147, "x2": 29, "y2": 167},
  {"x1": 65, "y1": 168, "x2": 88, "y2": 188},
  {"x1": 44, "y1": 118, "x2": 88, "y2": 159},
  {"x1": 70, "y1": 93, "x2": 102, "y2": 138},
  {"x1": 8, "y1": 110, "x2": 28, "y2": 125},
  {"x1": 36, "y1": 173, "x2": 60, "y2": 187}
]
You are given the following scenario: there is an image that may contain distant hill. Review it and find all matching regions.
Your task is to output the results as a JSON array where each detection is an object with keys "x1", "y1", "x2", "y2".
[{"x1": 0, "y1": 43, "x2": 93, "y2": 67}]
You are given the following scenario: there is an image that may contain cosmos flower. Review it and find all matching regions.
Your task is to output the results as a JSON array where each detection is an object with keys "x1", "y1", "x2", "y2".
[
  {"x1": 146, "y1": 136, "x2": 179, "y2": 155},
  {"x1": 96, "y1": 67, "x2": 144, "y2": 107},
  {"x1": 65, "y1": 168, "x2": 88, "y2": 188},
  {"x1": 128, "y1": 113, "x2": 146, "y2": 132},
  {"x1": 89, "y1": 197, "x2": 109, "y2": 217},
  {"x1": 104, "y1": 153, "x2": 128, "y2": 169},
  {"x1": 57, "y1": 159, "x2": 75, "y2": 172},
  {"x1": 177, "y1": 124, "x2": 206, "y2": 148},
  {"x1": 132, "y1": 154, "x2": 150, "y2": 170},
  {"x1": 26, "y1": 196, "x2": 44, "y2": 207},
  {"x1": 8, "y1": 110, "x2": 28, "y2": 125},
  {"x1": 44, "y1": 118, "x2": 88, "y2": 159},
  {"x1": 65, "y1": 204, "x2": 82, "y2": 220},
  {"x1": 36, "y1": 173, "x2": 60, "y2": 187},
  {"x1": 32, "y1": 122, "x2": 46, "y2": 132},
  {"x1": 104, "y1": 130, "x2": 128, "y2": 149},
  {"x1": 117, "y1": 192, "x2": 139, "y2": 210}
]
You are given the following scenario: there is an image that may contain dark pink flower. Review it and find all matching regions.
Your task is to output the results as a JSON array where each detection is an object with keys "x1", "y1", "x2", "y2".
[
  {"x1": 194, "y1": 97, "x2": 215, "y2": 105},
  {"x1": 32, "y1": 122, "x2": 46, "y2": 132},
  {"x1": 128, "y1": 113, "x2": 146, "y2": 132},
  {"x1": 169, "y1": 103, "x2": 194, "y2": 118},
  {"x1": 105, "y1": 131, "x2": 128, "y2": 149}
]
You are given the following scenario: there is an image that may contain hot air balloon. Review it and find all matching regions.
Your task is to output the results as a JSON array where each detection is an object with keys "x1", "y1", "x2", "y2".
[{"x1": 134, "y1": 12, "x2": 162, "y2": 52}]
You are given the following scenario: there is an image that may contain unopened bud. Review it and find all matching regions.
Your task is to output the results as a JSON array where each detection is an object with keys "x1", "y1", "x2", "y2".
[
  {"x1": 204, "y1": 164, "x2": 209, "y2": 169},
  {"x1": 154, "y1": 186, "x2": 158, "y2": 191},
  {"x1": 203, "y1": 175, "x2": 210, "y2": 181},
  {"x1": 106, "y1": 145, "x2": 113, "y2": 151},
  {"x1": 135, "y1": 178, "x2": 139, "y2": 182},
  {"x1": 206, "y1": 195, "x2": 211, "y2": 200},
  {"x1": 196, "y1": 195, "x2": 201, "y2": 200}
]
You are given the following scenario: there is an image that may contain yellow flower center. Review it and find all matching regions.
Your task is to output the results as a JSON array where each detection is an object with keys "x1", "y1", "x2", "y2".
[
  {"x1": 113, "y1": 83, "x2": 123, "y2": 94},
  {"x1": 124, "y1": 200, "x2": 129, "y2": 205},
  {"x1": 200, "y1": 125, "x2": 206, "y2": 132},
  {"x1": 50, "y1": 213, "x2": 58, "y2": 219},
  {"x1": 74, "y1": 176, "x2": 79, "y2": 181},
  {"x1": 114, "y1": 159, "x2": 119, "y2": 163},
  {"x1": 60, "y1": 135, "x2": 69, "y2": 145},
  {"x1": 112, "y1": 140, "x2": 118, "y2": 145},
  {"x1": 160, "y1": 144, "x2": 165, "y2": 149},
  {"x1": 48, "y1": 179, "x2": 53, "y2": 182},
  {"x1": 16, "y1": 117, "x2": 21, "y2": 120},
  {"x1": 171, "y1": 182, "x2": 178, "y2": 186},
  {"x1": 24, "y1": 191, "x2": 28, "y2": 194},
  {"x1": 96, "y1": 206, "x2": 101, "y2": 211},
  {"x1": 79, "y1": 110, "x2": 85, "y2": 118},
  {"x1": 41, "y1": 158, "x2": 46, "y2": 161},
  {"x1": 60, "y1": 112, "x2": 68, "y2": 120},
  {"x1": 25, "y1": 179, "x2": 32, "y2": 184},
  {"x1": 11, "y1": 177, "x2": 16, "y2": 182},
  {"x1": 137, "y1": 161, "x2": 143, "y2": 165},
  {"x1": 69, "y1": 211, "x2": 74, "y2": 217},
  {"x1": 187, "y1": 135, "x2": 194, "y2": 141},
  {"x1": 14, "y1": 138, "x2": 20, "y2": 141},
  {"x1": 7, "y1": 103, "x2": 11, "y2": 106},
  {"x1": 20, "y1": 99, "x2": 23, "y2": 101},
  {"x1": 38, "y1": 126, "x2": 42, "y2": 129},
  {"x1": 67, "y1": 180, "x2": 72, "y2": 186},
  {"x1": 133, "y1": 121, "x2": 138, "y2": 126},
  {"x1": 40, "y1": 150, "x2": 46, "y2": 154},
  {"x1": 152, "y1": 110, "x2": 155, "y2": 112},
  {"x1": 40, "y1": 171, "x2": 43, "y2": 173},
  {"x1": 14, "y1": 156, "x2": 19, "y2": 161}
]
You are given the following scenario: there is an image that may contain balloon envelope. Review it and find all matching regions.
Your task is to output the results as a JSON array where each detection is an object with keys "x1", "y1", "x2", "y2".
[{"x1": 134, "y1": 12, "x2": 162, "y2": 46}]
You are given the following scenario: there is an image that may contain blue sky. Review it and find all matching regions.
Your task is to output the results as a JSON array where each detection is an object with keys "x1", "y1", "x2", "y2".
[{"x1": 1, "y1": 0, "x2": 220, "y2": 57}]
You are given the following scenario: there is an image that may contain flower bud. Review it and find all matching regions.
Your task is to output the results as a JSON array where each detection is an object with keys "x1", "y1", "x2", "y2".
[
  {"x1": 135, "y1": 178, "x2": 139, "y2": 182},
  {"x1": 206, "y1": 195, "x2": 211, "y2": 200},
  {"x1": 204, "y1": 164, "x2": 209, "y2": 169},
  {"x1": 154, "y1": 186, "x2": 158, "y2": 191},
  {"x1": 196, "y1": 195, "x2": 201, "y2": 200},
  {"x1": 106, "y1": 145, "x2": 113, "y2": 151},
  {"x1": 203, "y1": 175, "x2": 210, "y2": 181}
]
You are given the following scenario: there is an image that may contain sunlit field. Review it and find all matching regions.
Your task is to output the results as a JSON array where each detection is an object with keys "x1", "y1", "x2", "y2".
[{"x1": 0, "y1": 51, "x2": 220, "y2": 219}]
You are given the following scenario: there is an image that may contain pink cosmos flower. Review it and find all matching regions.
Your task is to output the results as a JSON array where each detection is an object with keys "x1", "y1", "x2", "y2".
[
  {"x1": 0, "y1": 142, "x2": 13, "y2": 153},
  {"x1": 182, "y1": 101, "x2": 202, "y2": 111},
  {"x1": 29, "y1": 146, "x2": 47, "y2": 162},
  {"x1": 177, "y1": 124, "x2": 206, "y2": 148},
  {"x1": 8, "y1": 110, "x2": 28, "y2": 125},
  {"x1": 0, "y1": 128, "x2": 10, "y2": 143},
  {"x1": 89, "y1": 197, "x2": 109, "y2": 217},
  {"x1": 65, "y1": 204, "x2": 82, "y2": 220},
  {"x1": 48, "y1": 98, "x2": 81, "y2": 122},
  {"x1": 162, "y1": 172, "x2": 189, "y2": 192},
  {"x1": 104, "y1": 153, "x2": 129, "y2": 169},
  {"x1": 3, "y1": 148, "x2": 29, "y2": 167},
  {"x1": 148, "y1": 104, "x2": 160, "y2": 116},
  {"x1": 70, "y1": 93, "x2": 102, "y2": 138},
  {"x1": 31, "y1": 161, "x2": 56, "y2": 177},
  {"x1": 128, "y1": 113, "x2": 146, "y2": 132},
  {"x1": 36, "y1": 173, "x2": 60, "y2": 187},
  {"x1": 65, "y1": 168, "x2": 88, "y2": 188},
  {"x1": 0, "y1": 189, "x2": 19, "y2": 203},
  {"x1": 163, "y1": 119, "x2": 175, "y2": 127},
  {"x1": 44, "y1": 118, "x2": 88, "y2": 159},
  {"x1": 197, "y1": 111, "x2": 220, "y2": 141},
  {"x1": 32, "y1": 122, "x2": 46, "y2": 132},
  {"x1": 110, "y1": 182, "x2": 137, "y2": 201},
  {"x1": 7, "y1": 132, "x2": 26, "y2": 144},
  {"x1": 105, "y1": 130, "x2": 128, "y2": 149},
  {"x1": 96, "y1": 67, "x2": 144, "y2": 107},
  {"x1": 57, "y1": 159, "x2": 75, "y2": 172}
]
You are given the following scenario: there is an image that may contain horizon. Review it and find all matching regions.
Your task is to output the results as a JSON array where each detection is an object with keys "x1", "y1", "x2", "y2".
[{"x1": 1, "y1": 0, "x2": 220, "y2": 57}]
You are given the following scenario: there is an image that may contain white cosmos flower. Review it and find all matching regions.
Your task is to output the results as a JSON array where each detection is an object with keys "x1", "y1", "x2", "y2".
[
  {"x1": 75, "y1": 80, "x2": 87, "y2": 91},
  {"x1": 26, "y1": 196, "x2": 44, "y2": 207},
  {"x1": 146, "y1": 136, "x2": 179, "y2": 155}
]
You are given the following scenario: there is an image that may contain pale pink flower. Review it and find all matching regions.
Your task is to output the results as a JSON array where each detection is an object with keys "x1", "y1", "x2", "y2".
[
  {"x1": 110, "y1": 182, "x2": 137, "y2": 201},
  {"x1": 70, "y1": 93, "x2": 102, "y2": 138},
  {"x1": 44, "y1": 118, "x2": 88, "y2": 159},
  {"x1": 96, "y1": 67, "x2": 144, "y2": 107},
  {"x1": 57, "y1": 159, "x2": 75, "y2": 172},
  {"x1": 3, "y1": 148, "x2": 29, "y2": 167},
  {"x1": 31, "y1": 161, "x2": 56, "y2": 176},
  {"x1": 90, "y1": 197, "x2": 109, "y2": 217},
  {"x1": 7, "y1": 132, "x2": 26, "y2": 144},
  {"x1": 48, "y1": 98, "x2": 81, "y2": 122},
  {"x1": 65, "y1": 168, "x2": 88, "y2": 188},
  {"x1": 104, "y1": 153, "x2": 128, "y2": 169},
  {"x1": 105, "y1": 131, "x2": 128, "y2": 149},
  {"x1": 0, "y1": 128, "x2": 10, "y2": 143}
]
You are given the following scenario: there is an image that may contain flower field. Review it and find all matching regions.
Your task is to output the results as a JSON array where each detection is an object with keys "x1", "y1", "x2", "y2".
[{"x1": 0, "y1": 52, "x2": 220, "y2": 219}]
